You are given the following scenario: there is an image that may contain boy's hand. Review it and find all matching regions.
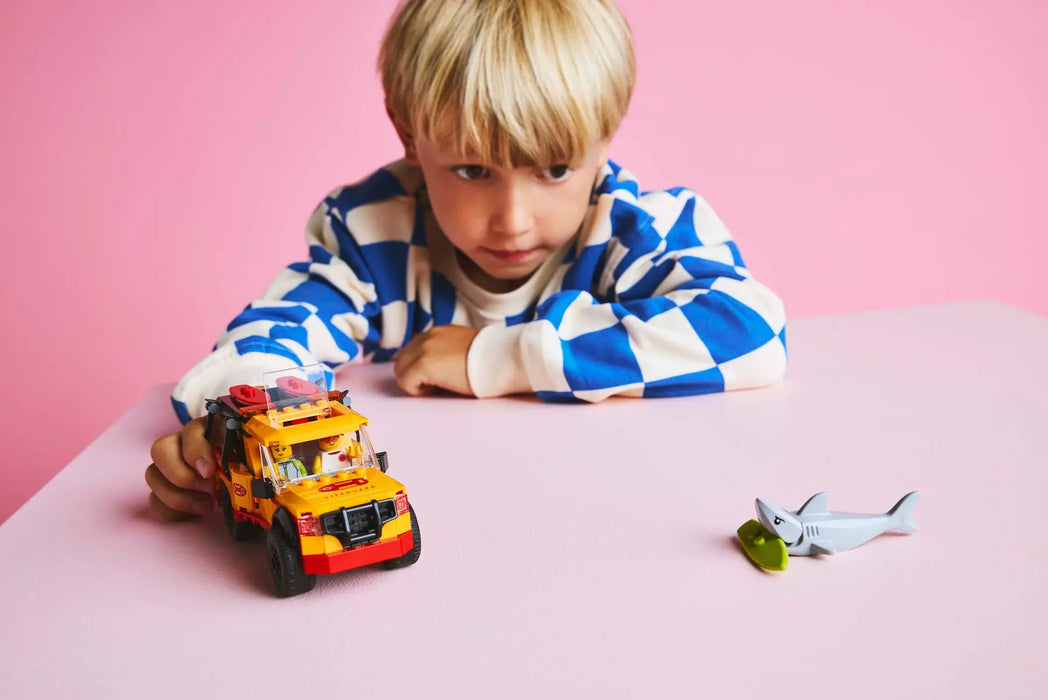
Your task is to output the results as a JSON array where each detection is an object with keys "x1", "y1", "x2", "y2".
[
  {"x1": 394, "y1": 325, "x2": 479, "y2": 397},
  {"x1": 145, "y1": 417, "x2": 216, "y2": 520}
]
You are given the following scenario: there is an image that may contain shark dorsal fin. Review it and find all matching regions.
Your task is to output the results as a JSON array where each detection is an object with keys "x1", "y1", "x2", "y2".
[{"x1": 797, "y1": 492, "x2": 830, "y2": 516}]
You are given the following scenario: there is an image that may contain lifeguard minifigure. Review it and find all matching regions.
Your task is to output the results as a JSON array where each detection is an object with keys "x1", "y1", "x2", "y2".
[
  {"x1": 313, "y1": 434, "x2": 347, "y2": 474},
  {"x1": 313, "y1": 434, "x2": 364, "y2": 474}
]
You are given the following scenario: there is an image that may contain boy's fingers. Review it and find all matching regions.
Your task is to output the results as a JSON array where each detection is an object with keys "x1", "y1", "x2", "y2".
[
  {"x1": 149, "y1": 432, "x2": 207, "y2": 490},
  {"x1": 395, "y1": 357, "x2": 423, "y2": 395},
  {"x1": 148, "y1": 492, "x2": 195, "y2": 522},
  {"x1": 395, "y1": 355, "x2": 435, "y2": 396},
  {"x1": 394, "y1": 326, "x2": 474, "y2": 396},
  {"x1": 180, "y1": 417, "x2": 215, "y2": 479},
  {"x1": 145, "y1": 464, "x2": 214, "y2": 517},
  {"x1": 393, "y1": 333, "x2": 425, "y2": 378}
]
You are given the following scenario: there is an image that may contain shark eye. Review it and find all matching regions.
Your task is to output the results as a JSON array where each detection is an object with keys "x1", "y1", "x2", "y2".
[{"x1": 773, "y1": 517, "x2": 783, "y2": 525}]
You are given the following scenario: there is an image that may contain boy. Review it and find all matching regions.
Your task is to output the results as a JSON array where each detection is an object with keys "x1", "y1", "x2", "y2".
[{"x1": 145, "y1": 0, "x2": 787, "y2": 520}]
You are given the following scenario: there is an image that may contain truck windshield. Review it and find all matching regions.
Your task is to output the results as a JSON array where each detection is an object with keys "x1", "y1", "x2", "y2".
[{"x1": 260, "y1": 428, "x2": 378, "y2": 489}]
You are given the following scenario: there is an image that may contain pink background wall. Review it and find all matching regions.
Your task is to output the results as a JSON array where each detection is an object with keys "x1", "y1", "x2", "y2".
[{"x1": 2, "y1": 0, "x2": 1045, "y2": 523}]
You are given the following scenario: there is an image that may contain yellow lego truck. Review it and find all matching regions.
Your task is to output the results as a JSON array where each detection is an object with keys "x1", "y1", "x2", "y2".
[{"x1": 204, "y1": 369, "x2": 421, "y2": 597}]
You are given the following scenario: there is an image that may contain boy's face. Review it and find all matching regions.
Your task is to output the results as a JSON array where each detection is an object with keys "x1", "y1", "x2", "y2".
[{"x1": 411, "y1": 135, "x2": 609, "y2": 293}]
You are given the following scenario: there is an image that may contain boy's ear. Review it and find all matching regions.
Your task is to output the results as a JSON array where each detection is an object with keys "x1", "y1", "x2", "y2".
[{"x1": 386, "y1": 103, "x2": 420, "y2": 166}]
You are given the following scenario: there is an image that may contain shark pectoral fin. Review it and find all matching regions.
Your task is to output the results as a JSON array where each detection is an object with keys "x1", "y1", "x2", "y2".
[
  {"x1": 797, "y1": 492, "x2": 830, "y2": 516},
  {"x1": 811, "y1": 542, "x2": 837, "y2": 556}
]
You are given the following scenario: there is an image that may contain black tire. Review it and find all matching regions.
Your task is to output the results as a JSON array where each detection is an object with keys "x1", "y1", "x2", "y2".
[
  {"x1": 381, "y1": 505, "x2": 422, "y2": 570},
  {"x1": 219, "y1": 483, "x2": 258, "y2": 541},
  {"x1": 266, "y1": 526, "x2": 317, "y2": 597}
]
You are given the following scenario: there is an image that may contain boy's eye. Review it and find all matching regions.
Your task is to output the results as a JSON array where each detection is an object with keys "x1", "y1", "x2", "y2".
[
  {"x1": 541, "y1": 164, "x2": 572, "y2": 182},
  {"x1": 451, "y1": 165, "x2": 490, "y2": 181}
]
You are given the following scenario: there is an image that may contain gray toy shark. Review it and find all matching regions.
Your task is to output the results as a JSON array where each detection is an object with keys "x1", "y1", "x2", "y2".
[{"x1": 754, "y1": 491, "x2": 920, "y2": 556}]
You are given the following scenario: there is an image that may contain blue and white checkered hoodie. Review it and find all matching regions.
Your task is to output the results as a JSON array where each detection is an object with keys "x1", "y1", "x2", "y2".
[{"x1": 172, "y1": 159, "x2": 786, "y2": 423}]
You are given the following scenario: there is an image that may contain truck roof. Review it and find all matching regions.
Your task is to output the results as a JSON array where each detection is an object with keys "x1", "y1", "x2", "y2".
[
  {"x1": 246, "y1": 400, "x2": 369, "y2": 446},
  {"x1": 207, "y1": 383, "x2": 369, "y2": 447}
]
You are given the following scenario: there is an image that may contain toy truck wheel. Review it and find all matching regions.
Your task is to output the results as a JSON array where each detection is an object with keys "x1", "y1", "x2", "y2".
[
  {"x1": 219, "y1": 483, "x2": 258, "y2": 541},
  {"x1": 266, "y1": 527, "x2": 317, "y2": 597},
  {"x1": 381, "y1": 505, "x2": 421, "y2": 569}
]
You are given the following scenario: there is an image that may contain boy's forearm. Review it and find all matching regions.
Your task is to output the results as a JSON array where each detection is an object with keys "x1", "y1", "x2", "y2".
[
  {"x1": 466, "y1": 277, "x2": 786, "y2": 402},
  {"x1": 467, "y1": 323, "x2": 534, "y2": 397},
  {"x1": 171, "y1": 197, "x2": 385, "y2": 423}
]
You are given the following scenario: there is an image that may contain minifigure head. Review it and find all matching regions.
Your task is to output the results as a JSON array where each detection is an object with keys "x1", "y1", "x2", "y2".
[
  {"x1": 755, "y1": 499, "x2": 803, "y2": 545},
  {"x1": 378, "y1": 0, "x2": 635, "y2": 292},
  {"x1": 318, "y1": 434, "x2": 342, "y2": 451},
  {"x1": 271, "y1": 442, "x2": 293, "y2": 462}
]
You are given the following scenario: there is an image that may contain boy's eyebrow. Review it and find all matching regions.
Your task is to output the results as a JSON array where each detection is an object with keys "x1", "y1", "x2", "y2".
[
  {"x1": 421, "y1": 133, "x2": 594, "y2": 170},
  {"x1": 443, "y1": 159, "x2": 578, "y2": 171},
  {"x1": 422, "y1": 141, "x2": 486, "y2": 164}
]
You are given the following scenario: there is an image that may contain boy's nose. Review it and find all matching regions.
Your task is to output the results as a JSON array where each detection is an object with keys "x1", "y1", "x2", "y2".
[{"x1": 491, "y1": 181, "x2": 535, "y2": 237}]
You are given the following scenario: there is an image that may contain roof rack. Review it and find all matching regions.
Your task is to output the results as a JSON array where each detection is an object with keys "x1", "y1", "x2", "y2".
[{"x1": 206, "y1": 385, "x2": 347, "y2": 424}]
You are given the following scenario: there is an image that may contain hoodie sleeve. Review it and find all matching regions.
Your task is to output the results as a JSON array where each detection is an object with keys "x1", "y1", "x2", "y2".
[
  {"x1": 171, "y1": 169, "x2": 426, "y2": 423},
  {"x1": 466, "y1": 183, "x2": 787, "y2": 401}
]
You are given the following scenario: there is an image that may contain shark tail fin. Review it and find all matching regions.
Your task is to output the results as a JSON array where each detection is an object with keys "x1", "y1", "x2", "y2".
[{"x1": 889, "y1": 491, "x2": 920, "y2": 533}]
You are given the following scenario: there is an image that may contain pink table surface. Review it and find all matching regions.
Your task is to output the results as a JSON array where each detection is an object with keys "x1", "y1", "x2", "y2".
[{"x1": 2, "y1": 300, "x2": 1046, "y2": 699}]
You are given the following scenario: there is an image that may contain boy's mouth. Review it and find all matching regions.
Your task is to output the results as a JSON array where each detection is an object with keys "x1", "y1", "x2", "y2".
[{"x1": 481, "y1": 247, "x2": 541, "y2": 265}]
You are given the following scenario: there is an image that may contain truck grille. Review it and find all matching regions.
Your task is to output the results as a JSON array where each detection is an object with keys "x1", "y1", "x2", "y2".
[{"x1": 321, "y1": 499, "x2": 398, "y2": 549}]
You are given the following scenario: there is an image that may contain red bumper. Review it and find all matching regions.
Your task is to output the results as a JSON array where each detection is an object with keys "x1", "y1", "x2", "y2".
[{"x1": 302, "y1": 530, "x2": 414, "y2": 575}]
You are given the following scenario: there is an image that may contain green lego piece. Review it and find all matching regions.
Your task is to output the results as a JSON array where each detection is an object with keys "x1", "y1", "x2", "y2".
[{"x1": 737, "y1": 519, "x2": 788, "y2": 571}]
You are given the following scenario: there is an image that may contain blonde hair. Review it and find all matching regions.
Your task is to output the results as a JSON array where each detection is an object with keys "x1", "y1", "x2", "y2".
[{"x1": 379, "y1": 0, "x2": 635, "y2": 167}]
